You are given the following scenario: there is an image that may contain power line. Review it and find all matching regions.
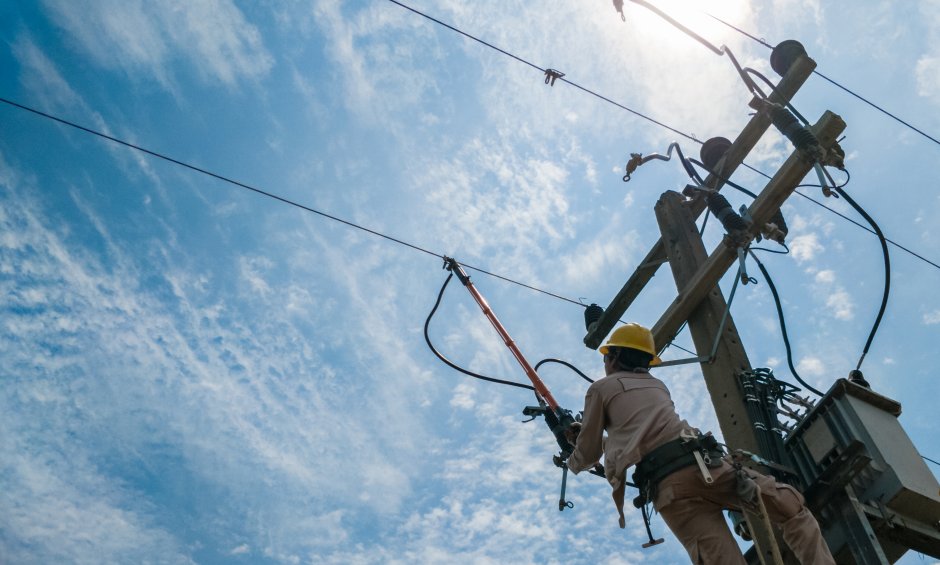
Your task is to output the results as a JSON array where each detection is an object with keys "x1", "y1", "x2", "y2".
[
  {"x1": 384, "y1": 0, "x2": 698, "y2": 144},
  {"x1": 0, "y1": 96, "x2": 586, "y2": 308},
  {"x1": 384, "y1": 0, "x2": 940, "y2": 275},
  {"x1": 706, "y1": 12, "x2": 940, "y2": 148},
  {"x1": 791, "y1": 189, "x2": 940, "y2": 271}
]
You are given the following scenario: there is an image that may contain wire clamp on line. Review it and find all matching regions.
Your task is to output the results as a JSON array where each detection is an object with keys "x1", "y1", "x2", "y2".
[{"x1": 543, "y1": 69, "x2": 565, "y2": 86}]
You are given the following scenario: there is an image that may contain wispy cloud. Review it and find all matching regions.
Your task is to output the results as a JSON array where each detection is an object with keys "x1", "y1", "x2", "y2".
[
  {"x1": 11, "y1": 34, "x2": 82, "y2": 109},
  {"x1": 41, "y1": 0, "x2": 272, "y2": 90},
  {"x1": 796, "y1": 356, "x2": 826, "y2": 377},
  {"x1": 814, "y1": 269, "x2": 854, "y2": 320},
  {"x1": 0, "y1": 154, "x2": 445, "y2": 561},
  {"x1": 915, "y1": 0, "x2": 940, "y2": 104},
  {"x1": 12, "y1": 33, "x2": 167, "y2": 196},
  {"x1": 789, "y1": 233, "x2": 824, "y2": 262},
  {"x1": 417, "y1": 131, "x2": 576, "y2": 274}
]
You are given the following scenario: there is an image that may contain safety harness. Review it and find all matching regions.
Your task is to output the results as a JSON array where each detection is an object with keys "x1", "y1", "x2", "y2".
[
  {"x1": 634, "y1": 433, "x2": 723, "y2": 499},
  {"x1": 629, "y1": 432, "x2": 725, "y2": 546}
]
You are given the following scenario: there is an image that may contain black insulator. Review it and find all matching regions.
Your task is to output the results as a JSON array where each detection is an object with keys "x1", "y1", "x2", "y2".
[
  {"x1": 848, "y1": 370, "x2": 870, "y2": 389},
  {"x1": 770, "y1": 40, "x2": 807, "y2": 77},
  {"x1": 769, "y1": 208, "x2": 789, "y2": 238},
  {"x1": 584, "y1": 303, "x2": 604, "y2": 332},
  {"x1": 770, "y1": 106, "x2": 818, "y2": 151},
  {"x1": 706, "y1": 193, "x2": 748, "y2": 232},
  {"x1": 700, "y1": 137, "x2": 732, "y2": 172}
]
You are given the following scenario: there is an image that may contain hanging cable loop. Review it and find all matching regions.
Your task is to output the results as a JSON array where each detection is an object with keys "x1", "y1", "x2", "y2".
[{"x1": 424, "y1": 270, "x2": 536, "y2": 392}]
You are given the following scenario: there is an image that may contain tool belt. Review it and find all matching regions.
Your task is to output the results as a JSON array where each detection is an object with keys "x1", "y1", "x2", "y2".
[{"x1": 632, "y1": 433, "x2": 724, "y2": 507}]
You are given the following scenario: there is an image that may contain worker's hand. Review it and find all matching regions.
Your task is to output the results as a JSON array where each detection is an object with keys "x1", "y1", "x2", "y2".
[
  {"x1": 564, "y1": 422, "x2": 582, "y2": 445},
  {"x1": 552, "y1": 454, "x2": 566, "y2": 468}
]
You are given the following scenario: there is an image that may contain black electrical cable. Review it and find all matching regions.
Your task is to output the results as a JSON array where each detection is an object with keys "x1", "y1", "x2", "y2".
[
  {"x1": 745, "y1": 68, "x2": 812, "y2": 127},
  {"x1": 673, "y1": 143, "x2": 706, "y2": 185},
  {"x1": 534, "y1": 358, "x2": 594, "y2": 384},
  {"x1": 699, "y1": 208, "x2": 711, "y2": 236},
  {"x1": 923, "y1": 454, "x2": 940, "y2": 468},
  {"x1": 689, "y1": 158, "x2": 758, "y2": 198},
  {"x1": 748, "y1": 250, "x2": 825, "y2": 397},
  {"x1": 424, "y1": 272, "x2": 536, "y2": 391},
  {"x1": 827, "y1": 175, "x2": 891, "y2": 371},
  {"x1": 750, "y1": 242, "x2": 790, "y2": 255}
]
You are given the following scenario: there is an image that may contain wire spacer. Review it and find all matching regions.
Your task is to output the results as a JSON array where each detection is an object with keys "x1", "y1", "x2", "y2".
[{"x1": 544, "y1": 69, "x2": 565, "y2": 86}]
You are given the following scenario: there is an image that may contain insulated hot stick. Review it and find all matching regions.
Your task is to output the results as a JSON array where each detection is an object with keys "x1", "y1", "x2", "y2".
[
  {"x1": 441, "y1": 257, "x2": 589, "y2": 511},
  {"x1": 442, "y1": 258, "x2": 576, "y2": 456}
]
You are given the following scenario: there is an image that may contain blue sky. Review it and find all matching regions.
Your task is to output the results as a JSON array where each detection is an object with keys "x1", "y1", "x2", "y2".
[{"x1": 2, "y1": 1, "x2": 939, "y2": 563}]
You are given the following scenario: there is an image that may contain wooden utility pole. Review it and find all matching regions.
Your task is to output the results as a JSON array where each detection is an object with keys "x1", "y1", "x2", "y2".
[
  {"x1": 653, "y1": 110, "x2": 845, "y2": 455},
  {"x1": 581, "y1": 33, "x2": 940, "y2": 565},
  {"x1": 648, "y1": 110, "x2": 844, "y2": 565},
  {"x1": 581, "y1": 44, "x2": 851, "y2": 563}
]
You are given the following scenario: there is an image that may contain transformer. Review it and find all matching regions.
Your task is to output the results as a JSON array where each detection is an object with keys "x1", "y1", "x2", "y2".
[{"x1": 785, "y1": 379, "x2": 940, "y2": 563}]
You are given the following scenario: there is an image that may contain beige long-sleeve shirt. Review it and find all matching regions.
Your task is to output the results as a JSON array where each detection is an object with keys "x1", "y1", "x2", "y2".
[{"x1": 566, "y1": 369, "x2": 693, "y2": 526}]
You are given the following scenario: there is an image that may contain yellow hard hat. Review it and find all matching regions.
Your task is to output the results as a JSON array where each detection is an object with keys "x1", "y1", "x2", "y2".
[{"x1": 599, "y1": 323, "x2": 662, "y2": 366}]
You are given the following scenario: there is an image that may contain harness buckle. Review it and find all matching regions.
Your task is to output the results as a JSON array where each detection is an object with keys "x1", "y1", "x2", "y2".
[{"x1": 680, "y1": 430, "x2": 715, "y2": 484}]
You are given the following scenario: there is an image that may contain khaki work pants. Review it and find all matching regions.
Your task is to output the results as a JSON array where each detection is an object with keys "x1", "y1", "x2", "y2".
[{"x1": 654, "y1": 461, "x2": 835, "y2": 564}]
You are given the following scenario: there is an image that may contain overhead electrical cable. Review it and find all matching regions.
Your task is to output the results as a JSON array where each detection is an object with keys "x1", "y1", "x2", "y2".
[
  {"x1": 0, "y1": 96, "x2": 587, "y2": 309},
  {"x1": 382, "y1": 1, "x2": 940, "y2": 275},
  {"x1": 384, "y1": 0, "x2": 697, "y2": 143},
  {"x1": 705, "y1": 12, "x2": 940, "y2": 149}
]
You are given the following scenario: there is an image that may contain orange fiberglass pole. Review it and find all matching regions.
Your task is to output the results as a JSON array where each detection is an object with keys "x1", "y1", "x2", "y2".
[{"x1": 444, "y1": 257, "x2": 561, "y2": 411}]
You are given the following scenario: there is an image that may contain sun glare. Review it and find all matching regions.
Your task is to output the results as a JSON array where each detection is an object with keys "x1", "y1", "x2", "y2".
[{"x1": 626, "y1": 0, "x2": 751, "y2": 53}]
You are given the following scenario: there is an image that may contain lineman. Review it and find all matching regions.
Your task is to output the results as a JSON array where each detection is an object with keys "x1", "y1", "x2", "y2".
[{"x1": 566, "y1": 323, "x2": 835, "y2": 564}]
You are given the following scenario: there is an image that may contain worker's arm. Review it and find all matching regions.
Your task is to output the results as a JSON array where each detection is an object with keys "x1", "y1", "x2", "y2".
[{"x1": 566, "y1": 386, "x2": 604, "y2": 474}]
